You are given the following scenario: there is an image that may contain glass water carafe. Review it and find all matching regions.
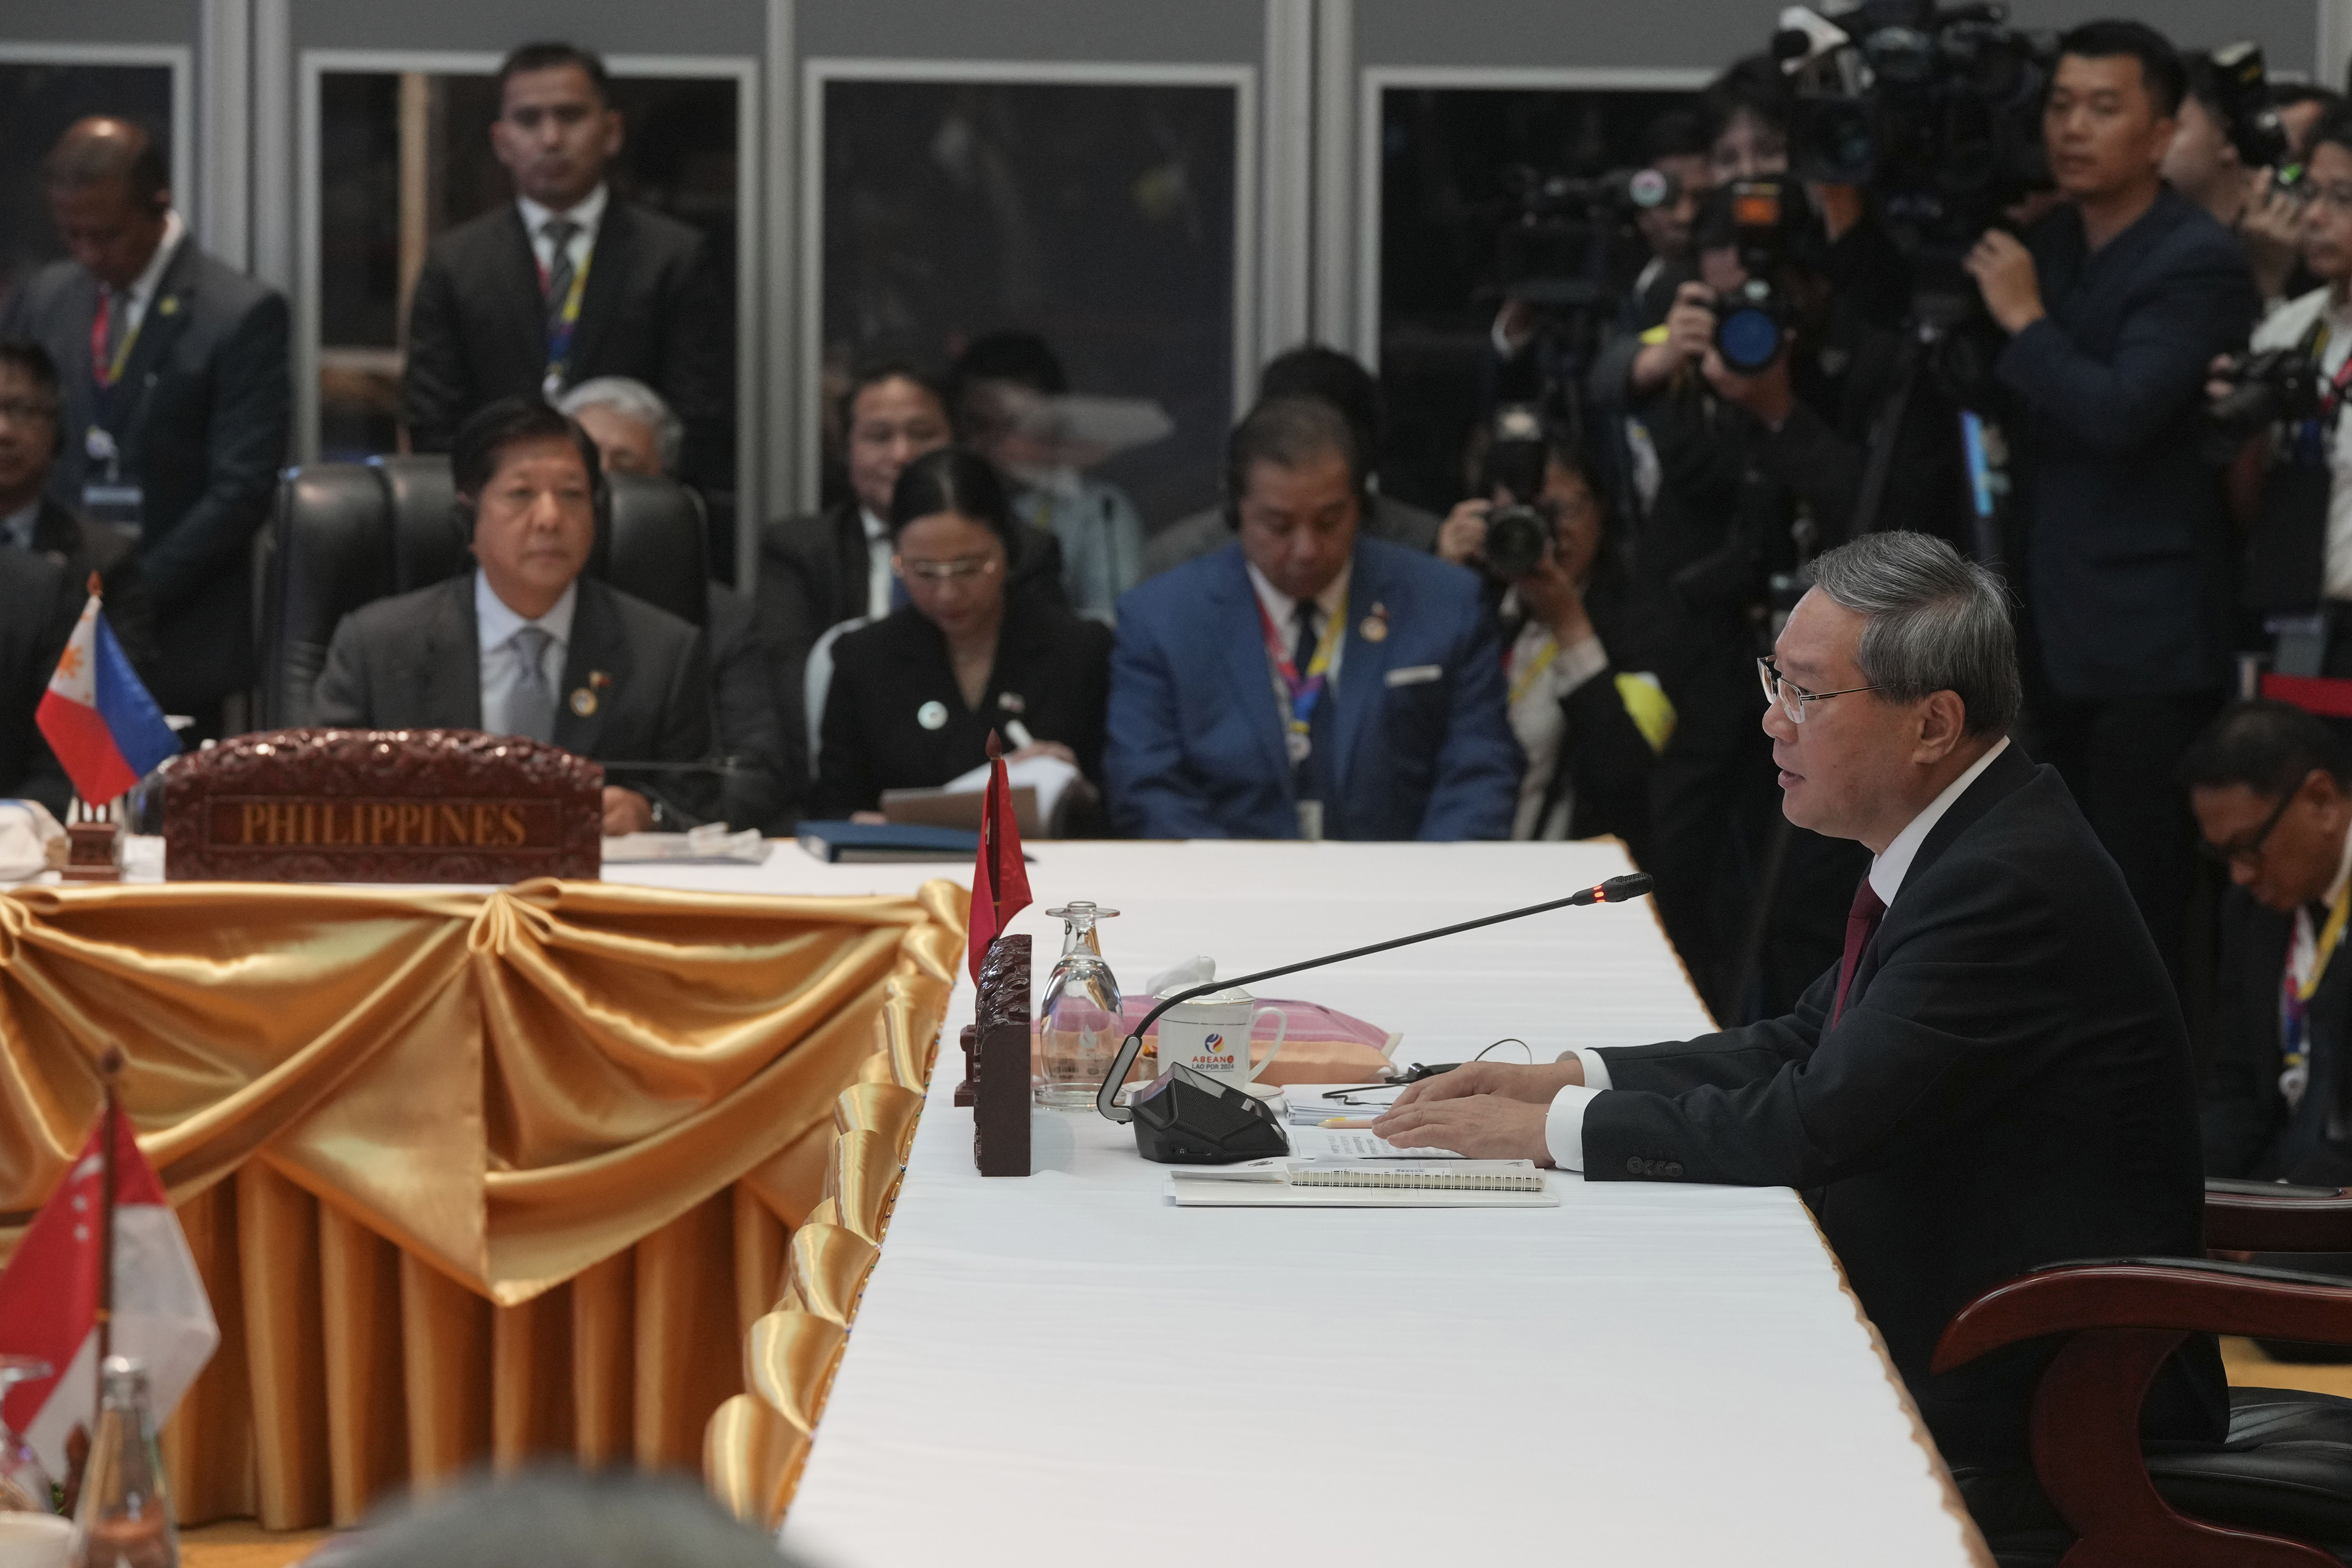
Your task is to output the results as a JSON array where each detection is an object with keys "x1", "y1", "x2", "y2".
[
  {"x1": 0, "y1": 1355, "x2": 53, "y2": 1512},
  {"x1": 71, "y1": 1357, "x2": 176, "y2": 1568},
  {"x1": 1037, "y1": 902, "x2": 1121, "y2": 1108}
]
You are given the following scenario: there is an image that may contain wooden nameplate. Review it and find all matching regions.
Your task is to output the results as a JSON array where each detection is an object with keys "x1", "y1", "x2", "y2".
[
  {"x1": 163, "y1": 728, "x2": 603, "y2": 883},
  {"x1": 973, "y1": 934, "x2": 1031, "y2": 1177}
]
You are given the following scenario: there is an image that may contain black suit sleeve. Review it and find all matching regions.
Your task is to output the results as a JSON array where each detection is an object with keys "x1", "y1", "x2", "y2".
[
  {"x1": 2201, "y1": 901, "x2": 2282, "y2": 1179},
  {"x1": 140, "y1": 290, "x2": 291, "y2": 611},
  {"x1": 1586, "y1": 850, "x2": 2059, "y2": 1187},
  {"x1": 310, "y1": 615, "x2": 372, "y2": 727},
  {"x1": 640, "y1": 629, "x2": 719, "y2": 825},
  {"x1": 1560, "y1": 668, "x2": 1655, "y2": 848},
  {"x1": 808, "y1": 645, "x2": 878, "y2": 820},
  {"x1": 400, "y1": 251, "x2": 468, "y2": 453},
  {"x1": 656, "y1": 235, "x2": 730, "y2": 487},
  {"x1": 707, "y1": 590, "x2": 799, "y2": 833}
]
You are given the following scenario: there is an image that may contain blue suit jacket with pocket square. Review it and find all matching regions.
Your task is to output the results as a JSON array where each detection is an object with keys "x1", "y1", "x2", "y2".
[{"x1": 1104, "y1": 536, "x2": 1520, "y2": 840}]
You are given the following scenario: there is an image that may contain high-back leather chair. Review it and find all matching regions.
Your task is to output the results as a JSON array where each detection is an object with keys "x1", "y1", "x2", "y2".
[{"x1": 259, "y1": 456, "x2": 708, "y2": 728}]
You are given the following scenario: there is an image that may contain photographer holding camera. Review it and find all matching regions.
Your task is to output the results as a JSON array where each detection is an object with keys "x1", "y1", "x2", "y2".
[
  {"x1": 1964, "y1": 19, "x2": 2259, "y2": 987},
  {"x1": 1438, "y1": 409, "x2": 1663, "y2": 852},
  {"x1": 2164, "y1": 47, "x2": 2306, "y2": 308},
  {"x1": 2215, "y1": 105, "x2": 2352, "y2": 672}
]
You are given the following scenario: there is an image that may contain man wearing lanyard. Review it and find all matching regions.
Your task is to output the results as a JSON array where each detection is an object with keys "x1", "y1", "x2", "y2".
[
  {"x1": 1104, "y1": 396, "x2": 1519, "y2": 841},
  {"x1": 2191, "y1": 700, "x2": 2352, "y2": 1190},
  {"x1": 402, "y1": 42, "x2": 724, "y2": 489},
  {"x1": 0, "y1": 117, "x2": 289, "y2": 741}
]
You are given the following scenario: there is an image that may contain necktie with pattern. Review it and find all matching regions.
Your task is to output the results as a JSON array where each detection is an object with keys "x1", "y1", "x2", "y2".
[
  {"x1": 507, "y1": 625, "x2": 557, "y2": 744},
  {"x1": 1833, "y1": 877, "x2": 1886, "y2": 1026},
  {"x1": 540, "y1": 217, "x2": 580, "y2": 349}
]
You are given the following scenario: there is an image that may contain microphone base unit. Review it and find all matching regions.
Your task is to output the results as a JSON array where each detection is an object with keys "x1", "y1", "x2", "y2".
[{"x1": 1128, "y1": 1062, "x2": 1289, "y2": 1164}]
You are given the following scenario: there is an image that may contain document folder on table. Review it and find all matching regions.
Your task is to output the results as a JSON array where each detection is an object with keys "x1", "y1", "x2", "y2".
[
  {"x1": 795, "y1": 821, "x2": 981, "y2": 862},
  {"x1": 1167, "y1": 1162, "x2": 1558, "y2": 1208}
]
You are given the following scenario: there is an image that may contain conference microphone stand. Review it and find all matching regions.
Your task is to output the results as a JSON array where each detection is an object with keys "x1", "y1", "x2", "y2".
[{"x1": 1093, "y1": 871, "x2": 1654, "y2": 1125}]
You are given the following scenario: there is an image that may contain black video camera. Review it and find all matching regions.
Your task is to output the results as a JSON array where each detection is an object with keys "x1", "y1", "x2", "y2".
[
  {"x1": 1708, "y1": 180, "x2": 1800, "y2": 374},
  {"x1": 1496, "y1": 165, "x2": 1682, "y2": 313},
  {"x1": 1776, "y1": 0, "x2": 2054, "y2": 312},
  {"x1": 2209, "y1": 41, "x2": 2296, "y2": 178}
]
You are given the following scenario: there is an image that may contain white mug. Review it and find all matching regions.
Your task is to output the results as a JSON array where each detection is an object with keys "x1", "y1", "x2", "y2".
[
  {"x1": 0, "y1": 1512, "x2": 73, "y2": 1568},
  {"x1": 1156, "y1": 990, "x2": 1288, "y2": 1089}
]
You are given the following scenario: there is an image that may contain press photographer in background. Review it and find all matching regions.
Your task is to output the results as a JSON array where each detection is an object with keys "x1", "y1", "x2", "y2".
[
  {"x1": 1965, "y1": 20, "x2": 2259, "y2": 991},
  {"x1": 1438, "y1": 408, "x2": 1663, "y2": 855},
  {"x1": 2163, "y1": 45, "x2": 2309, "y2": 310},
  {"x1": 1613, "y1": 178, "x2": 1939, "y2": 1020},
  {"x1": 2214, "y1": 103, "x2": 2352, "y2": 677}
]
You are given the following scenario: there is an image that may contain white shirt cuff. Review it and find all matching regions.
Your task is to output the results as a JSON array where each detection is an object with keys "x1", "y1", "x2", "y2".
[
  {"x1": 1551, "y1": 635, "x2": 1609, "y2": 699},
  {"x1": 1571, "y1": 1047, "x2": 1613, "y2": 1091},
  {"x1": 1544, "y1": 1083, "x2": 1606, "y2": 1172}
]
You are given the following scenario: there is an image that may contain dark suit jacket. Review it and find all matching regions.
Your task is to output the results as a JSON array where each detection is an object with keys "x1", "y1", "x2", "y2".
[
  {"x1": 311, "y1": 572, "x2": 716, "y2": 820},
  {"x1": 705, "y1": 583, "x2": 798, "y2": 834},
  {"x1": 2203, "y1": 883, "x2": 2352, "y2": 1186},
  {"x1": 22, "y1": 497, "x2": 154, "y2": 677},
  {"x1": 1140, "y1": 491, "x2": 1441, "y2": 581},
  {"x1": 754, "y1": 499, "x2": 1067, "y2": 737},
  {"x1": 1584, "y1": 743, "x2": 2223, "y2": 1468},
  {"x1": 0, "y1": 545, "x2": 79, "y2": 815},
  {"x1": 402, "y1": 200, "x2": 725, "y2": 480},
  {"x1": 808, "y1": 589, "x2": 1112, "y2": 820},
  {"x1": 0, "y1": 240, "x2": 290, "y2": 707},
  {"x1": 1998, "y1": 188, "x2": 2259, "y2": 699},
  {"x1": 1106, "y1": 537, "x2": 1521, "y2": 841}
]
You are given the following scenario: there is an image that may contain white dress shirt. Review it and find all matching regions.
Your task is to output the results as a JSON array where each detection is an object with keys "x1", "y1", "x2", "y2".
[
  {"x1": 1543, "y1": 735, "x2": 2012, "y2": 1171},
  {"x1": 1504, "y1": 616, "x2": 1611, "y2": 840},
  {"x1": 1244, "y1": 559, "x2": 1352, "y2": 690},
  {"x1": 109, "y1": 209, "x2": 185, "y2": 345},
  {"x1": 476, "y1": 572, "x2": 577, "y2": 738},
  {"x1": 0, "y1": 500, "x2": 38, "y2": 554},
  {"x1": 861, "y1": 507, "x2": 895, "y2": 620},
  {"x1": 516, "y1": 184, "x2": 607, "y2": 285}
]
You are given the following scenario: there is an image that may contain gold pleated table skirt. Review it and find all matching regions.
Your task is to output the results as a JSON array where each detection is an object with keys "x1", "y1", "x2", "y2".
[{"x1": 0, "y1": 876, "x2": 963, "y2": 1530}]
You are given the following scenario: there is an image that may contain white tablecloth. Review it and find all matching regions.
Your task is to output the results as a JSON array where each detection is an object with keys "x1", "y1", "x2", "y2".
[{"x1": 740, "y1": 839, "x2": 1990, "y2": 1568}]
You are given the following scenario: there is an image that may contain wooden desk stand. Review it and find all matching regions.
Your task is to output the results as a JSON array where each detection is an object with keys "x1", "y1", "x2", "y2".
[{"x1": 972, "y1": 935, "x2": 1031, "y2": 1177}]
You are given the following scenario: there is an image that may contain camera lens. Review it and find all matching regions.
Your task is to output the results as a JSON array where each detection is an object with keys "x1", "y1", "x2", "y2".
[
  {"x1": 1483, "y1": 504, "x2": 1551, "y2": 581},
  {"x1": 1716, "y1": 305, "x2": 1783, "y2": 374}
]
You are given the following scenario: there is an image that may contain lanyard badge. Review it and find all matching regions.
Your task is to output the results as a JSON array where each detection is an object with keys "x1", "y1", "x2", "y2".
[{"x1": 1257, "y1": 588, "x2": 1346, "y2": 764}]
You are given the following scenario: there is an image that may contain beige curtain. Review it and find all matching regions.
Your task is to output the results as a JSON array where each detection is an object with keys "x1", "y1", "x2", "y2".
[{"x1": 0, "y1": 877, "x2": 963, "y2": 1528}]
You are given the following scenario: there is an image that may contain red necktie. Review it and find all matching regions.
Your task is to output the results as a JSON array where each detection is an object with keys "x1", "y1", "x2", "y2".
[{"x1": 1833, "y1": 878, "x2": 1886, "y2": 1026}]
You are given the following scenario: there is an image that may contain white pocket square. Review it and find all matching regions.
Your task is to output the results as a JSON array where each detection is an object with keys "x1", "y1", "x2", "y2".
[{"x1": 1384, "y1": 664, "x2": 1443, "y2": 688}]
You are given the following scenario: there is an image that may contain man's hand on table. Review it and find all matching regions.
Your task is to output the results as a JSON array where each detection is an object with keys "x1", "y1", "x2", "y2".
[
  {"x1": 602, "y1": 787, "x2": 656, "y2": 836},
  {"x1": 1370, "y1": 1059, "x2": 1585, "y2": 1165}
]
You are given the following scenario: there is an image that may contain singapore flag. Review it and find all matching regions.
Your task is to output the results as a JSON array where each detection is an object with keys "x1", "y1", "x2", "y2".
[{"x1": 0, "y1": 1110, "x2": 217, "y2": 1476}]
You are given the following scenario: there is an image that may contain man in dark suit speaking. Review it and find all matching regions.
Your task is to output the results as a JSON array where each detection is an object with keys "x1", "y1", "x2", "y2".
[
  {"x1": 313, "y1": 398, "x2": 714, "y2": 836},
  {"x1": 1375, "y1": 532, "x2": 2220, "y2": 1488},
  {"x1": 0, "y1": 117, "x2": 289, "y2": 738},
  {"x1": 401, "y1": 43, "x2": 723, "y2": 485}
]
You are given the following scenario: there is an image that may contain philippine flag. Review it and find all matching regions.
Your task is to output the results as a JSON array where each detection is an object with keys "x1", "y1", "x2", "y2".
[
  {"x1": 34, "y1": 589, "x2": 179, "y2": 806},
  {"x1": 0, "y1": 1109, "x2": 218, "y2": 1478}
]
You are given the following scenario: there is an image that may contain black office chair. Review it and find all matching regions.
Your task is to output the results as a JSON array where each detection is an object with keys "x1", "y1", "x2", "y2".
[
  {"x1": 259, "y1": 455, "x2": 708, "y2": 728},
  {"x1": 1940, "y1": 1180, "x2": 2352, "y2": 1566}
]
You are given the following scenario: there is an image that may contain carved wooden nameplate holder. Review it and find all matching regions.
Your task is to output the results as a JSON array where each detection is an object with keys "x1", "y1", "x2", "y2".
[
  {"x1": 163, "y1": 728, "x2": 603, "y2": 883},
  {"x1": 972, "y1": 934, "x2": 1032, "y2": 1177}
]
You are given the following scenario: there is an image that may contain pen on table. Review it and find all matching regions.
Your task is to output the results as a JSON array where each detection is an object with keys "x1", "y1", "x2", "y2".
[{"x1": 1321, "y1": 1117, "x2": 1379, "y2": 1129}]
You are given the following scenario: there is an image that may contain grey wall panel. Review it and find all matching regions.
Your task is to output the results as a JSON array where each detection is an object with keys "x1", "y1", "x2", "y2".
[
  {"x1": 2, "y1": 0, "x2": 199, "y2": 41},
  {"x1": 284, "y1": 0, "x2": 763, "y2": 55},
  {"x1": 1357, "y1": 0, "x2": 2325, "y2": 77},
  {"x1": 796, "y1": 0, "x2": 1263, "y2": 62}
]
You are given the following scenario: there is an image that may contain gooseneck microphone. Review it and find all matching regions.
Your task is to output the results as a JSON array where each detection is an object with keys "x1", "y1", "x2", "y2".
[{"x1": 1094, "y1": 873, "x2": 1654, "y2": 1162}]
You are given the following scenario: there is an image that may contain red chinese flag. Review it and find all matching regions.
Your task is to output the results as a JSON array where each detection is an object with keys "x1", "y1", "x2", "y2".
[{"x1": 968, "y1": 732, "x2": 1033, "y2": 983}]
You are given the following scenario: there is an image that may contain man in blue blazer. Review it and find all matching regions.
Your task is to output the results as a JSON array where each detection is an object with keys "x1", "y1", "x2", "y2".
[{"x1": 1106, "y1": 397, "x2": 1519, "y2": 840}]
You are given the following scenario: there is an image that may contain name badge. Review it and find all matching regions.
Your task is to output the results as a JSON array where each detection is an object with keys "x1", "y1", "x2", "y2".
[{"x1": 81, "y1": 484, "x2": 143, "y2": 541}]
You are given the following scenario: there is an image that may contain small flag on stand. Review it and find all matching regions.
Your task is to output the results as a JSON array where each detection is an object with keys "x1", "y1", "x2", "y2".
[
  {"x1": 968, "y1": 731, "x2": 1033, "y2": 984},
  {"x1": 36, "y1": 577, "x2": 178, "y2": 807},
  {"x1": 0, "y1": 1065, "x2": 218, "y2": 1480}
]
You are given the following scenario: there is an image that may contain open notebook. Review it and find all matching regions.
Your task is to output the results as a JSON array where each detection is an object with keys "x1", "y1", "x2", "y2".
[{"x1": 1167, "y1": 1160, "x2": 1558, "y2": 1209}]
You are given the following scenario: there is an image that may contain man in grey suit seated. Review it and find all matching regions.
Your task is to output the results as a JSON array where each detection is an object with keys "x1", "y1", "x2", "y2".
[{"x1": 313, "y1": 397, "x2": 714, "y2": 835}]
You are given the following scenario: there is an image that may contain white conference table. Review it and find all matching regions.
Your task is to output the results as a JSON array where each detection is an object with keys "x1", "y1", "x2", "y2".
[
  {"x1": 633, "y1": 837, "x2": 1987, "y2": 1568},
  {"x1": 111, "y1": 834, "x2": 1990, "y2": 1563}
]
